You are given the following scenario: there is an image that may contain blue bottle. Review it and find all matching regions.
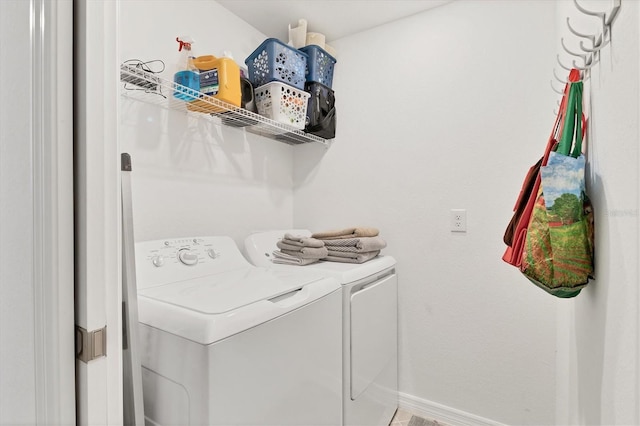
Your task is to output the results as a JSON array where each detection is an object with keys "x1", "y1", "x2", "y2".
[{"x1": 173, "y1": 37, "x2": 199, "y2": 101}]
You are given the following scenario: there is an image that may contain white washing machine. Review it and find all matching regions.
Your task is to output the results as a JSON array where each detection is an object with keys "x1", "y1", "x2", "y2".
[
  {"x1": 134, "y1": 236, "x2": 343, "y2": 426},
  {"x1": 244, "y1": 230, "x2": 398, "y2": 426}
]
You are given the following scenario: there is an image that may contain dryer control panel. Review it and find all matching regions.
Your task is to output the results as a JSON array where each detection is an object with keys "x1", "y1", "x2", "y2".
[{"x1": 135, "y1": 236, "x2": 252, "y2": 289}]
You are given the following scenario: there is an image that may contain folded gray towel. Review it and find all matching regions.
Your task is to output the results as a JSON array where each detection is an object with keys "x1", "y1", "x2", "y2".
[
  {"x1": 276, "y1": 241, "x2": 328, "y2": 258},
  {"x1": 311, "y1": 227, "x2": 379, "y2": 240},
  {"x1": 281, "y1": 246, "x2": 328, "y2": 259},
  {"x1": 278, "y1": 238, "x2": 324, "y2": 249},
  {"x1": 323, "y1": 251, "x2": 380, "y2": 264},
  {"x1": 282, "y1": 233, "x2": 325, "y2": 248},
  {"x1": 272, "y1": 250, "x2": 320, "y2": 266},
  {"x1": 323, "y1": 236, "x2": 387, "y2": 252},
  {"x1": 277, "y1": 241, "x2": 305, "y2": 251},
  {"x1": 326, "y1": 249, "x2": 360, "y2": 259}
]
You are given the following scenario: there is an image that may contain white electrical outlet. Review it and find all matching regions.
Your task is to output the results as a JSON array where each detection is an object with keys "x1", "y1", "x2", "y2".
[{"x1": 450, "y1": 209, "x2": 467, "y2": 232}]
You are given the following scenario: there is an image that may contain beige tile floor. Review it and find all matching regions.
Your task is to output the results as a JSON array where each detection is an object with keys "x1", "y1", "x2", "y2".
[
  {"x1": 389, "y1": 408, "x2": 414, "y2": 426},
  {"x1": 389, "y1": 408, "x2": 449, "y2": 426}
]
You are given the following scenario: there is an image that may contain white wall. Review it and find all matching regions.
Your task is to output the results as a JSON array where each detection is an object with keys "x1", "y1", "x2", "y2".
[
  {"x1": 555, "y1": 1, "x2": 640, "y2": 425},
  {"x1": 119, "y1": 0, "x2": 295, "y2": 246},
  {"x1": 294, "y1": 1, "x2": 561, "y2": 424},
  {"x1": 119, "y1": 0, "x2": 640, "y2": 424}
]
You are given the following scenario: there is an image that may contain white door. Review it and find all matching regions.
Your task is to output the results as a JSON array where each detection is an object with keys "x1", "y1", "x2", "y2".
[
  {"x1": 74, "y1": 0, "x2": 123, "y2": 424},
  {"x1": 1, "y1": 0, "x2": 75, "y2": 424}
]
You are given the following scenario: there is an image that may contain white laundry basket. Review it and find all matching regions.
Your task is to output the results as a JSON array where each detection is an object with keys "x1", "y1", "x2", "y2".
[{"x1": 254, "y1": 81, "x2": 310, "y2": 129}]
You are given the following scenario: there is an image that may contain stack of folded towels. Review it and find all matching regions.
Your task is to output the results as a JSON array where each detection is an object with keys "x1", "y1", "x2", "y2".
[
  {"x1": 272, "y1": 233, "x2": 329, "y2": 266},
  {"x1": 311, "y1": 226, "x2": 386, "y2": 264}
]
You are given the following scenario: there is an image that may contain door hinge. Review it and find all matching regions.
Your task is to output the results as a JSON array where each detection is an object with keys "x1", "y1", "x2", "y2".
[{"x1": 76, "y1": 325, "x2": 107, "y2": 363}]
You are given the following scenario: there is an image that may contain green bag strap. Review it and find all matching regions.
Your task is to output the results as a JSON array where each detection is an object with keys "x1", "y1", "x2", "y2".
[
  {"x1": 556, "y1": 82, "x2": 578, "y2": 156},
  {"x1": 571, "y1": 82, "x2": 583, "y2": 158},
  {"x1": 556, "y1": 80, "x2": 584, "y2": 157}
]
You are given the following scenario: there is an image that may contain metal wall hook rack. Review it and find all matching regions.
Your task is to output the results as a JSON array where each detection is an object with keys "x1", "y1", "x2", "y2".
[
  {"x1": 572, "y1": 0, "x2": 620, "y2": 54},
  {"x1": 551, "y1": 0, "x2": 621, "y2": 111}
]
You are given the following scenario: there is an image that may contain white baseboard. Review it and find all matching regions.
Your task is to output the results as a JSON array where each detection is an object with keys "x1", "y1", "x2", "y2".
[{"x1": 398, "y1": 392, "x2": 507, "y2": 426}]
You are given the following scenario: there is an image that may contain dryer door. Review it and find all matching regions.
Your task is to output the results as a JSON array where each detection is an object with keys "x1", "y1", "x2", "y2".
[{"x1": 350, "y1": 274, "x2": 398, "y2": 399}]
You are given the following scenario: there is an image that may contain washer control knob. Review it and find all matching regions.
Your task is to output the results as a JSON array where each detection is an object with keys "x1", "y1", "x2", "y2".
[
  {"x1": 178, "y1": 249, "x2": 198, "y2": 266},
  {"x1": 206, "y1": 248, "x2": 217, "y2": 259},
  {"x1": 151, "y1": 255, "x2": 165, "y2": 267}
]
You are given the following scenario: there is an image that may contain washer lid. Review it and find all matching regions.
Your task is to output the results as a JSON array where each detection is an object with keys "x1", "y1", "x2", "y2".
[
  {"x1": 138, "y1": 267, "x2": 324, "y2": 314},
  {"x1": 137, "y1": 267, "x2": 340, "y2": 345}
]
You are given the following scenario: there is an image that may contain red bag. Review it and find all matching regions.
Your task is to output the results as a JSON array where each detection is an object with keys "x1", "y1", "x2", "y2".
[{"x1": 502, "y1": 69, "x2": 581, "y2": 267}]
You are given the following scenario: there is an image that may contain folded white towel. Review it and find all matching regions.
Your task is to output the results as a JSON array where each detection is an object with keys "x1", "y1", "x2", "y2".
[{"x1": 272, "y1": 250, "x2": 320, "y2": 266}]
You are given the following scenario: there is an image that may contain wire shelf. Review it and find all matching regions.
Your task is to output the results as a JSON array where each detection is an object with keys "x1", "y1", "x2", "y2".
[{"x1": 120, "y1": 64, "x2": 331, "y2": 147}]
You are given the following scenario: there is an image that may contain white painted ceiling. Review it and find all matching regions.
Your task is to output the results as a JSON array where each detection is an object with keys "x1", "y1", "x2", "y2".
[{"x1": 217, "y1": 0, "x2": 452, "y2": 43}]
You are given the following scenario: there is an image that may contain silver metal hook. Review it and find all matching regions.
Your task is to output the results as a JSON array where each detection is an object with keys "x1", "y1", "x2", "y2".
[
  {"x1": 553, "y1": 68, "x2": 567, "y2": 85},
  {"x1": 554, "y1": 99, "x2": 562, "y2": 116},
  {"x1": 573, "y1": 0, "x2": 607, "y2": 46},
  {"x1": 573, "y1": 0, "x2": 606, "y2": 20},
  {"x1": 584, "y1": 52, "x2": 597, "y2": 67},
  {"x1": 566, "y1": 17, "x2": 595, "y2": 41},
  {"x1": 557, "y1": 55, "x2": 572, "y2": 72},
  {"x1": 570, "y1": 58, "x2": 592, "y2": 81},
  {"x1": 572, "y1": 0, "x2": 620, "y2": 52},
  {"x1": 564, "y1": 39, "x2": 596, "y2": 74},
  {"x1": 561, "y1": 37, "x2": 590, "y2": 62},
  {"x1": 566, "y1": 17, "x2": 601, "y2": 55},
  {"x1": 550, "y1": 80, "x2": 564, "y2": 95},
  {"x1": 573, "y1": 58, "x2": 596, "y2": 71},
  {"x1": 579, "y1": 36, "x2": 608, "y2": 53}
]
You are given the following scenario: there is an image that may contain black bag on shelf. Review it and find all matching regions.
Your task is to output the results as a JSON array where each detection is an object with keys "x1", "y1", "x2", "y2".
[
  {"x1": 305, "y1": 81, "x2": 336, "y2": 139},
  {"x1": 220, "y1": 77, "x2": 258, "y2": 127}
]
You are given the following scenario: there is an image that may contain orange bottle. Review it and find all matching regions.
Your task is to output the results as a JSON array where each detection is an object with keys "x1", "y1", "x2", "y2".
[{"x1": 187, "y1": 55, "x2": 241, "y2": 114}]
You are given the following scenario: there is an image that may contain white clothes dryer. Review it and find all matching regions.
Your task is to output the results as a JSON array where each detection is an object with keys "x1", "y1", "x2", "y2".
[
  {"x1": 134, "y1": 236, "x2": 342, "y2": 426},
  {"x1": 244, "y1": 230, "x2": 398, "y2": 426}
]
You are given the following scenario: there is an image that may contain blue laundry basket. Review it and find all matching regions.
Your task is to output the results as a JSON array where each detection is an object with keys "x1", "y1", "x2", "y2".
[
  {"x1": 245, "y1": 38, "x2": 308, "y2": 90},
  {"x1": 299, "y1": 45, "x2": 337, "y2": 88}
]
